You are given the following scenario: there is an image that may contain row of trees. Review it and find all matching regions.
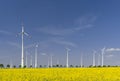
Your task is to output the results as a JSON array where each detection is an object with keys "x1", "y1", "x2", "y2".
[
  {"x1": 0, "y1": 64, "x2": 83, "y2": 68},
  {"x1": 0, "y1": 64, "x2": 119, "y2": 68}
]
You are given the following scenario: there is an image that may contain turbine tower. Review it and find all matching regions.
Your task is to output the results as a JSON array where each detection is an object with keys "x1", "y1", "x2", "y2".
[
  {"x1": 35, "y1": 44, "x2": 38, "y2": 68},
  {"x1": 10, "y1": 59, "x2": 12, "y2": 68},
  {"x1": 98, "y1": 54, "x2": 100, "y2": 66},
  {"x1": 66, "y1": 48, "x2": 70, "y2": 68},
  {"x1": 50, "y1": 54, "x2": 53, "y2": 68},
  {"x1": 30, "y1": 55, "x2": 32, "y2": 67},
  {"x1": 80, "y1": 54, "x2": 83, "y2": 68},
  {"x1": 93, "y1": 50, "x2": 96, "y2": 66},
  {"x1": 47, "y1": 56, "x2": 50, "y2": 68},
  {"x1": 25, "y1": 51, "x2": 28, "y2": 68},
  {"x1": 18, "y1": 24, "x2": 30, "y2": 68},
  {"x1": 101, "y1": 47, "x2": 106, "y2": 67}
]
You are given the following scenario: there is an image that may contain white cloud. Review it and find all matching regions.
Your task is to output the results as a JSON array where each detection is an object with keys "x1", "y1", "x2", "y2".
[
  {"x1": 37, "y1": 27, "x2": 73, "y2": 35},
  {"x1": 53, "y1": 39, "x2": 77, "y2": 47},
  {"x1": 24, "y1": 38, "x2": 77, "y2": 50},
  {"x1": 37, "y1": 15, "x2": 96, "y2": 36},
  {"x1": 0, "y1": 30, "x2": 12, "y2": 35},
  {"x1": 106, "y1": 54, "x2": 114, "y2": 57},
  {"x1": 75, "y1": 15, "x2": 97, "y2": 25},
  {"x1": 106, "y1": 48, "x2": 120, "y2": 52}
]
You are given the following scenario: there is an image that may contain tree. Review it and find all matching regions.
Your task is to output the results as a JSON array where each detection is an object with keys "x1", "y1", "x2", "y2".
[
  {"x1": 98, "y1": 65, "x2": 101, "y2": 67},
  {"x1": 39, "y1": 65, "x2": 42, "y2": 68},
  {"x1": 103, "y1": 65, "x2": 106, "y2": 67},
  {"x1": 89, "y1": 65, "x2": 93, "y2": 68},
  {"x1": 60, "y1": 65, "x2": 63, "y2": 67},
  {"x1": 75, "y1": 65, "x2": 78, "y2": 68},
  {"x1": 53, "y1": 65, "x2": 56, "y2": 67},
  {"x1": 0, "y1": 64, "x2": 4, "y2": 68},
  {"x1": 56, "y1": 64, "x2": 59, "y2": 67},
  {"x1": 24, "y1": 65, "x2": 26, "y2": 68},
  {"x1": 30, "y1": 65, "x2": 32, "y2": 68},
  {"x1": 108, "y1": 65, "x2": 111, "y2": 67},
  {"x1": 19, "y1": 65, "x2": 21, "y2": 68},
  {"x1": 43, "y1": 65, "x2": 47, "y2": 68},
  {"x1": 70, "y1": 65, "x2": 74, "y2": 68},
  {"x1": 13, "y1": 65, "x2": 16, "y2": 68},
  {"x1": 6, "y1": 64, "x2": 10, "y2": 68}
]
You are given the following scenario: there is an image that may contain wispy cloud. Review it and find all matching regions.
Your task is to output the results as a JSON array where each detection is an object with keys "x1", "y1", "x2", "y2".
[
  {"x1": 53, "y1": 39, "x2": 77, "y2": 47},
  {"x1": 106, "y1": 54, "x2": 114, "y2": 57},
  {"x1": 0, "y1": 30, "x2": 12, "y2": 35},
  {"x1": 37, "y1": 15, "x2": 97, "y2": 36},
  {"x1": 24, "y1": 38, "x2": 77, "y2": 50},
  {"x1": 106, "y1": 48, "x2": 120, "y2": 52},
  {"x1": 37, "y1": 26, "x2": 75, "y2": 35}
]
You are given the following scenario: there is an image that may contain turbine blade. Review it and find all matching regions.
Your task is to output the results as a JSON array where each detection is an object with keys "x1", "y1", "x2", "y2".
[
  {"x1": 24, "y1": 32, "x2": 31, "y2": 38},
  {"x1": 24, "y1": 32, "x2": 29, "y2": 36}
]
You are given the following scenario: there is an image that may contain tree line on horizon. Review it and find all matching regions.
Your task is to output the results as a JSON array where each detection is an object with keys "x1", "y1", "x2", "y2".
[{"x1": 0, "y1": 64, "x2": 119, "y2": 68}]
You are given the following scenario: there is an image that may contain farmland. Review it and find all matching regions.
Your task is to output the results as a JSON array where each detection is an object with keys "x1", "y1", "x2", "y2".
[{"x1": 0, "y1": 68, "x2": 120, "y2": 81}]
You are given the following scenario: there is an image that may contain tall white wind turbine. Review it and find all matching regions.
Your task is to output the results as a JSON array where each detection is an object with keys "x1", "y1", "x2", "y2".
[
  {"x1": 80, "y1": 54, "x2": 83, "y2": 68},
  {"x1": 93, "y1": 50, "x2": 96, "y2": 66},
  {"x1": 50, "y1": 54, "x2": 53, "y2": 68},
  {"x1": 17, "y1": 24, "x2": 30, "y2": 68},
  {"x1": 98, "y1": 54, "x2": 100, "y2": 66},
  {"x1": 10, "y1": 59, "x2": 13, "y2": 68},
  {"x1": 101, "y1": 47, "x2": 106, "y2": 67},
  {"x1": 35, "y1": 44, "x2": 38, "y2": 68},
  {"x1": 66, "y1": 48, "x2": 70, "y2": 68}
]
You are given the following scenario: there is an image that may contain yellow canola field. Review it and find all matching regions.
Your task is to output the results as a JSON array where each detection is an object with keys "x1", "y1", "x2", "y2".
[{"x1": 0, "y1": 68, "x2": 120, "y2": 81}]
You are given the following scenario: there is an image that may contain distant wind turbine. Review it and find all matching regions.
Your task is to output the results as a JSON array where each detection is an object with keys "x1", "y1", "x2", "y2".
[
  {"x1": 101, "y1": 47, "x2": 106, "y2": 67},
  {"x1": 98, "y1": 54, "x2": 100, "y2": 66},
  {"x1": 30, "y1": 55, "x2": 32, "y2": 67},
  {"x1": 93, "y1": 50, "x2": 96, "y2": 66},
  {"x1": 80, "y1": 54, "x2": 83, "y2": 68},
  {"x1": 25, "y1": 51, "x2": 28, "y2": 68},
  {"x1": 10, "y1": 59, "x2": 12, "y2": 68},
  {"x1": 50, "y1": 54, "x2": 53, "y2": 68},
  {"x1": 17, "y1": 23, "x2": 30, "y2": 68},
  {"x1": 35, "y1": 44, "x2": 38, "y2": 68},
  {"x1": 66, "y1": 48, "x2": 70, "y2": 68}
]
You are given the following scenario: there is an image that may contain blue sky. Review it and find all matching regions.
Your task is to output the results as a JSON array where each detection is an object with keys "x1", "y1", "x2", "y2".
[{"x1": 0, "y1": 0, "x2": 120, "y2": 67}]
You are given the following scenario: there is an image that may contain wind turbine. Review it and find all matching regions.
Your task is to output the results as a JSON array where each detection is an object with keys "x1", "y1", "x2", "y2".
[
  {"x1": 66, "y1": 48, "x2": 70, "y2": 68},
  {"x1": 35, "y1": 44, "x2": 38, "y2": 68},
  {"x1": 80, "y1": 54, "x2": 83, "y2": 68},
  {"x1": 30, "y1": 55, "x2": 32, "y2": 67},
  {"x1": 17, "y1": 23, "x2": 30, "y2": 68},
  {"x1": 10, "y1": 59, "x2": 12, "y2": 68},
  {"x1": 50, "y1": 54, "x2": 53, "y2": 68},
  {"x1": 98, "y1": 54, "x2": 100, "y2": 66},
  {"x1": 25, "y1": 51, "x2": 28, "y2": 68},
  {"x1": 93, "y1": 50, "x2": 96, "y2": 66},
  {"x1": 101, "y1": 47, "x2": 106, "y2": 67}
]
